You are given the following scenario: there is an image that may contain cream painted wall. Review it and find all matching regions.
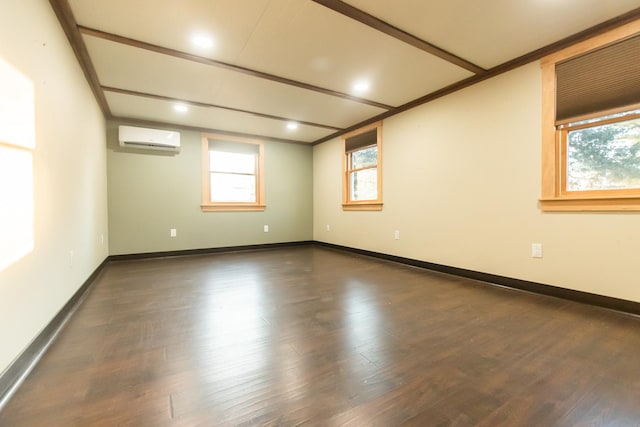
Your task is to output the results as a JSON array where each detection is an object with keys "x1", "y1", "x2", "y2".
[
  {"x1": 107, "y1": 121, "x2": 313, "y2": 255},
  {"x1": 0, "y1": 1, "x2": 108, "y2": 374},
  {"x1": 314, "y1": 63, "x2": 640, "y2": 303},
  {"x1": 0, "y1": 1, "x2": 635, "y2": 383}
]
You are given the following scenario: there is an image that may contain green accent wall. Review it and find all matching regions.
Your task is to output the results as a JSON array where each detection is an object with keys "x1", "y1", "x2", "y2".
[{"x1": 107, "y1": 122, "x2": 313, "y2": 255}]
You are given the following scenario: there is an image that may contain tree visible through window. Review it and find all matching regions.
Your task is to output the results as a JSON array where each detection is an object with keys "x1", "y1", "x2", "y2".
[
  {"x1": 349, "y1": 145, "x2": 378, "y2": 201},
  {"x1": 540, "y1": 22, "x2": 640, "y2": 211},
  {"x1": 342, "y1": 122, "x2": 382, "y2": 211},
  {"x1": 565, "y1": 112, "x2": 640, "y2": 192}
]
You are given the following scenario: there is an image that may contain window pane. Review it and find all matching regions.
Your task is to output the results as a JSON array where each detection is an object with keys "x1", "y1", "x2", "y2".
[
  {"x1": 210, "y1": 151, "x2": 255, "y2": 174},
  {"x1": 566, "y1": 116, "x2": 640, "y2": 191},
  {"x1": 351, "y1": 146, "x2": 377, "y2": 169},
  {"x1": 350, "y1": 168, "x2": 377, "y2": 201},
  {"x1": 210, "y1": 173, "x2": 255, "y2": 202}
]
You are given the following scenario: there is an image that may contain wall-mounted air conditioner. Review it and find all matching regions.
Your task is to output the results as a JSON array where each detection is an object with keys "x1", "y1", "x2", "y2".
[{"x1": 118, "y1": 125, "x2": 180, "y2": 152}]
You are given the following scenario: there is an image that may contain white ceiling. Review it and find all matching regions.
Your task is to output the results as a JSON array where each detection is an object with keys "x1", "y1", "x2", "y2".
[{"x1": 57, "y1": 0, "x2": 640, "y2": 144}]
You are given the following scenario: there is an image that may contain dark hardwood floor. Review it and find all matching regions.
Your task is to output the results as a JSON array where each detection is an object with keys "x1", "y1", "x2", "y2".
[{"x1": 2, "y1": 246, "x2": 640, "y2": 426}]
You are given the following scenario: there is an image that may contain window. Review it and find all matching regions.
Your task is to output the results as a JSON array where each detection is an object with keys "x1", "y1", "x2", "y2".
[
  {"x1": 343, "y1": 122, "x2": 383, "y2": 211},
  {"x1": 201, "y1": 133, "x2": 265, "y2": 211},
  {"x1": 562, "y1": 111, "x2": 640, "y2": 193},
  {"x1": 540, "y1": 21, "x2": 640, "y2": 211}
]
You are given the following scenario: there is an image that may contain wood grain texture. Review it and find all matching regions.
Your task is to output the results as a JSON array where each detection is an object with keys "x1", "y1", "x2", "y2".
[
  {"x1": 0, "y1": 259, "x2": 108, "y2": 409},
  {"x1": 2, "y1": 246, "x2": 640, "y2": 426}
]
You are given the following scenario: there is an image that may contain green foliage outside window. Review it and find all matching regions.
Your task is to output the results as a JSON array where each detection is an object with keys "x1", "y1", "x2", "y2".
[{"x1": 566, "y1": 114, "x2": 640, "y2": 191}]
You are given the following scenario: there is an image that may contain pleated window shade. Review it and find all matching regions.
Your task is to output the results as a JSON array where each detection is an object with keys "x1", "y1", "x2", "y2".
[
  {"x1": 556, "y1": 34, "x2": 640, "y2": 123},
  {"x1": 209, "y1": 139, "x2": 259, "y2": 155},
  {"x1": 345, "y1": 129, "x2": 377, "y2": 152}
]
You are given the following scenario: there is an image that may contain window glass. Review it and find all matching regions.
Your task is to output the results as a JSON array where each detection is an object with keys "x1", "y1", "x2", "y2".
[
  {"x1": 350, "y1": 168, "x2": 378, "y2": 201},
  {"x1": 210, "y1": 151, "x2": 255, "y2": 175},
  {"x1": 210, "y1": 172, "x2": 256, "y2": 202},
  {"x1": 539, "y1": 23, "x2": 640, "y2": 211},
  {"x1": 351, "y1": 146, "x2": 377, "y2": 169},
  {"x1": 342, "y1": 122, "x2": 382, "y2": 210},
  {"x1": 201, "y1": 133, "x2": 265, "y2": 211},
  {"x1": 566, "y1": 115, "x2": 640, "y2": 191}
]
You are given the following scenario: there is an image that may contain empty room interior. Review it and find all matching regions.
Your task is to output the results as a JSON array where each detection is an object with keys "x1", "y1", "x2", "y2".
[{"x1": 2, "y1": 0, "x2": 640, "y2": 425}]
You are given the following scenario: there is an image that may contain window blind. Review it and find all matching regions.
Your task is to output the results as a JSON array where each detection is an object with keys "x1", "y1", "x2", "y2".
[
  {"x1": 345, "y1": 129, "x2": 377, "y2": 152},
  {"x1": 208, "y1": 139, "x2": 259, "y2": 155},
  {"x1": 555, "y1": 34, "x2": 640, "y2": 123}
]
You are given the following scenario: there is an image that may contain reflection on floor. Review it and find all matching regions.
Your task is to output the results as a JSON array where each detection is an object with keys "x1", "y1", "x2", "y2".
[{"x1": 2, "y1": 246, "x2": 640, "y2": 426}]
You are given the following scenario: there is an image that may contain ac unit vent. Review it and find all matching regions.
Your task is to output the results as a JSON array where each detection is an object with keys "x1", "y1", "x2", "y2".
[{"x1": 118, "y1": 125, "x2": 180, "y2": 152}]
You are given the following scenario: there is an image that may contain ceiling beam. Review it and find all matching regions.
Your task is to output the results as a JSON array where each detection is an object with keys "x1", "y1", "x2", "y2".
[
  {"x1": 79, "y1": 26, "x2": 394, "y2": 111},
  {"x1": 311, "y1": 0, "x2": 485, "y2": 74},
  {"x1": 312, "y1": 7, "x2": 640, "y2": 145},
  {"x1": 49, "y1": 0, "x2": 110, "y2": 116},
  {"x1": 103, "y1": 86, "x2": 344, "y2": 131}
]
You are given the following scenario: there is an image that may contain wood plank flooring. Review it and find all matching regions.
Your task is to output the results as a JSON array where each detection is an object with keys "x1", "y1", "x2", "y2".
[{"x1": 2, "y1": 246, "x2": 640, "y2": 426}]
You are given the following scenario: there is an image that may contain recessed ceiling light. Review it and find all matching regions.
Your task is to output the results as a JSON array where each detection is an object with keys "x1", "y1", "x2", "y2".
[
  {"x1": 173, "y1": 104, "x2": 188, "y2": 113},
  {"x1": 192, "y1": 35, "x2": 214, "y2": 50},
  {"x1": 353, "y1": 81, "x2": 370, "y2": 93},
  {"x1": 286, "y1": 122, "x2": 299, "y2": 130}
]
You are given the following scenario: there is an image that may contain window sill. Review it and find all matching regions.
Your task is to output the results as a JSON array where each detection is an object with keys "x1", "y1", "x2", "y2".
[
  {"x1": 201, "y1": 204, "x2": 266, "y2": 212},
  {"x1": 342, "y1": 203, "x2": 383, "y2": 211},
  {"x1": 539, "y1": 196, "x2": 640, "y2": 212}
]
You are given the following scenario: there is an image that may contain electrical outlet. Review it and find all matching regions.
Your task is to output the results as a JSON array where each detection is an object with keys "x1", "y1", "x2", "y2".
[
  {"x1": 531, "y1": 243, "x2": 543, "y2": 258},
  {"x1": 264, "y1": 225, "x2": 269, "y2": 232},
  {"x1": 170, "y1": 228, "x2": 177, "y2": 237},
  {"x1": 326, "y1": 224, "x2": 331, "y2": 231},
  {"x1": 100, "y1": 234, "x2": 104, "y2": 245},
  {"x1": 394, "y1": 230, "x2": 400, "y2": 240}
]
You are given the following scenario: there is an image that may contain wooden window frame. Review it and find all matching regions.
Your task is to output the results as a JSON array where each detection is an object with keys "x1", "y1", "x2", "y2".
[
  {"x1": 342, "y1": 121, "x2": 383, "y2": 211},
  {"x1": 201, "y1": 133, "x2": 265, "y2": 212},
  {"x1": 540, "y1": 20, "x2": 640, "y2": 212},
  {"x1": 559, "y1": 111, "x2": 640, "y2": 197}
]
